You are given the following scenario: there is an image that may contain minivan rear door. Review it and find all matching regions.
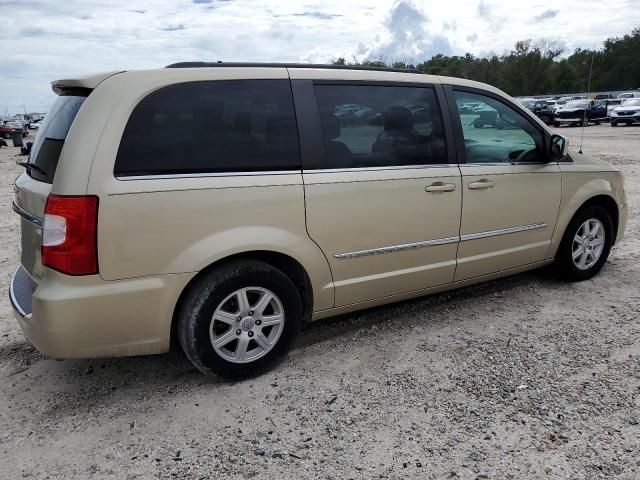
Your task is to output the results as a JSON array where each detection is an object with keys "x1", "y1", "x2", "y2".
[
  {"x1": 13, "y1": 94, "x2": 87, "y2": 280},
  {"x1": 291, "y1": 73, "x2": 461, "y2": 307}
]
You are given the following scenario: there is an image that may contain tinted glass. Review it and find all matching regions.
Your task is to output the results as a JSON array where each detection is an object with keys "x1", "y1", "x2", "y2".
[
  {"x1": 453, "y1": 90, "x2": 543, "y2": 164},
  {"x1": 115, "y1": 80, "x2": 300, "y2": 176},
  {"x1": 28, "y1": 95, "x2": 86, "y2": 183},
  {"x1": 313, "y1": 85, "x2": 447, "y2": 168}
]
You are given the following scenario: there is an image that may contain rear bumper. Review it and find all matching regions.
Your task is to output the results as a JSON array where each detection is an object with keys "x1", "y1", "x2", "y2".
[{"x1": 9, "y1": 265, "x2": 193, "y2": 359}]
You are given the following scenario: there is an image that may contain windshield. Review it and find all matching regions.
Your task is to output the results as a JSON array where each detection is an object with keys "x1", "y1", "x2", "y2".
[
  {"x1": 621, "y1": 99, "x2": 640, "y2": 107},
  {"x1": 565, "y1": 101, "x2": 588, "y2": 109},
  {"x1": 27, "y1": 95, "x2": 86, "y2": 183},
  {"x1": 520, "y1": 100, "x2": 536, "y2": 108}
]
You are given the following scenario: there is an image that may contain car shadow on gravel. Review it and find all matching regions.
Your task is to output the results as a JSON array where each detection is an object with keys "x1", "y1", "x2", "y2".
[
  {"x1": 5, "y1": 268, "x2": 564, "y2": 418},
  {"x1": 297, "y1": 269, "x2": 558, "y2": 347}
]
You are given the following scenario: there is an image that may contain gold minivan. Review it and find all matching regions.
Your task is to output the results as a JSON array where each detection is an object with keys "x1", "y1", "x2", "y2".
[{"x1": 10, "y1": 63, "x2": 628, "y2": 378}]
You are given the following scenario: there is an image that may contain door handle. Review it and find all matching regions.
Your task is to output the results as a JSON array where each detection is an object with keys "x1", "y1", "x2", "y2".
[
  {"x1": 425, "y1": 182, "x2": 456, "y2": 193},
  {"x1": 468, "y1": 179, "x2": 495, "y2": 190}
]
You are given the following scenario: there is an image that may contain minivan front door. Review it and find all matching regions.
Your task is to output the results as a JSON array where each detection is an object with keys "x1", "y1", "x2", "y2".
[
  {"x1": 293, "y1": 80, "x2": 461, "y2": 307},
  {"x1": 448, "y1": 88, "x2": 562, "y2": 281}
]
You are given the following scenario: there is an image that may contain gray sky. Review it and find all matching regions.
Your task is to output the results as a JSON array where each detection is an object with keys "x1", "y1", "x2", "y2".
[{"x1": 1, "y1": 0, "x2": 637, "y2": 114}]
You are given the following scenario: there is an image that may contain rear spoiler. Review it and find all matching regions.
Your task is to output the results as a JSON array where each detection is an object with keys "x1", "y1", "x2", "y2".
[{"x1": 51, "y1": 70, "x2": 124, "y2": 96}]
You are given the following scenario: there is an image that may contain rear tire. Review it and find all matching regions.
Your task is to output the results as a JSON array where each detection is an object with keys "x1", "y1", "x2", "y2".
[
  {"x1": 553, "y1": 205, "x2": 614, "y2": 281},
  {"x1": 177, "y1": 260, "x2": 303, "y2": 379}
]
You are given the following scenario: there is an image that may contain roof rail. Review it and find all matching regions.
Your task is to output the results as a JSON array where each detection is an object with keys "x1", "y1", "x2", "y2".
[{"x1": 165, "y1": 61, "x2": 423, "y2": 75}]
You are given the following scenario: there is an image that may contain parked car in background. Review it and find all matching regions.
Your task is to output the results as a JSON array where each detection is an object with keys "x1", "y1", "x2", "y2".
[
  {"x1": 591, "y1": 93, "x2": 613, "y2": 100},
  {"x1": 554, "y1": 100, "x2": 607, "y2": 127},
  {"x1": 458, "y1": 102, "x2": 482, "y2": 114},
  {"x1": 519, "y1": 98, "x2": 554, "y2": 124},
  {"x1": 610, "y1": 98, "x2": 640, "y2": 126},
  {"x1": 605, "y1": 99, "x2": 624, "y2": 118},
  {"x1": 28, "y1": 119, "x2": 42, "y2": 130},
  {"x1": 9, "y1": 64, "x2": 628, "y2": 379},
  {"x1": 0, "y1": 122, "x2": 21, "y2": 139},
  {"x1": 617, "y1": 92, "x2": 640, "y2": 99},
  {"x1": 545, "y1": 99, "x2": 558, "y2": 112},
  {"x1": 471, "y1": 105, "x2": 499, "y2": 128},
  {"x1": 0, "y1": 124, "x2": 14, "y2": 139}
]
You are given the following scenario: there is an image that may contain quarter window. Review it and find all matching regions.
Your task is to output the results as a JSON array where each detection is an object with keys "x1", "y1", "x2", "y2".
[
  {"x1": 115, "y1": 80, "x2": 300, "y2": 177},
  {"x1": 453, "y1": 90, "x2": 543, "y2": 164},
  {"x1": 313, "y1": 84, "x2": 447, "y2": 169}
]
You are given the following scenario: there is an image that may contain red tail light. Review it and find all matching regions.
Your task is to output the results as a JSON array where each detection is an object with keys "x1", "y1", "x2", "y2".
[{"x1": 42, "y1": 195, "x2": 99, "y2": 275}]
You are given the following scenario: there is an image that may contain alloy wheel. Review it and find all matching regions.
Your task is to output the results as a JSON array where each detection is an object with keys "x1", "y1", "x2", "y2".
[
  {"x1": 209, "y1": 287, "x2": 285, "y2": 363},
  {"x1": 572, "y1": 218, "x2": 605, "y2": 270}
]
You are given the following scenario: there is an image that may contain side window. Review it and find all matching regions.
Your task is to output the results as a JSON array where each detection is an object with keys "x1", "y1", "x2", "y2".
[
  {"x1": 453, "y1": 90, "x2": 544, "y2": 164},
  {"x1": 313, "y1": 84, "x2": 447, "y2": 169},
  {"x1": 115, "y1": 79, "x2": 300, "y2": 176}
]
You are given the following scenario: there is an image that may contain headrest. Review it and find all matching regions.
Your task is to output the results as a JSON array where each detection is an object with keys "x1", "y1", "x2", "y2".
[{"x1": 384, "y1": 106, "x2": 413, "y2": 132}]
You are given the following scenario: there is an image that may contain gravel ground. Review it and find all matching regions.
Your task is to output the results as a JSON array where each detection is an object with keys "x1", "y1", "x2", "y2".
[{"x1": 0, "y1": 125, "x2": 638, "y2": 479}]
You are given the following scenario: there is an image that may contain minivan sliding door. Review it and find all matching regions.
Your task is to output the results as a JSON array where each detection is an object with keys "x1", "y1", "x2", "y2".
[{"x1": 292, "y1": 78, "x2": 462, "y2": 307}]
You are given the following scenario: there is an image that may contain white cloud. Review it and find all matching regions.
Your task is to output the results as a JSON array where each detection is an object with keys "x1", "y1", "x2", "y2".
[{"x1": 0, "y1": 0, "x2": 637, "y2": 114}]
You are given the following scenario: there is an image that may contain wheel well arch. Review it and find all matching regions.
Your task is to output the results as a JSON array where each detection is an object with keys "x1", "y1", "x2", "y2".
[
  {"x1": 170, "y1": 251, "x2": 314, "y2": 348},
  {"x1": 574, "y1": 194, "x2": 619, "y2": 240}
]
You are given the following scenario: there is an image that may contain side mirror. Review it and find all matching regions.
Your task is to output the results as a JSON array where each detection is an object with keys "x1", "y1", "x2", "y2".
[{"x1": 550, "y1": 134, "x2": 568, "y2": 160}]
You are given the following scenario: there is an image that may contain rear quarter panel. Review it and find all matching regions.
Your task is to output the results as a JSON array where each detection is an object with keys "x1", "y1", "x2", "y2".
[{"x1": 86, "y1": 68, "x2": 334, "y2": 311}]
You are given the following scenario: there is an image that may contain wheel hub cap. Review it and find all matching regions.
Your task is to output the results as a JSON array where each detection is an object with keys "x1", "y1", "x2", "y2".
[
  {"x1": 209, "y1": 287, "x2": 285, "y2": 364},
  {"x1": 241, "y1": 317, "x2": 255, "y2": 331},
  {"x1": 572, "y1": 218, "x2": 605, "y2": 270}
]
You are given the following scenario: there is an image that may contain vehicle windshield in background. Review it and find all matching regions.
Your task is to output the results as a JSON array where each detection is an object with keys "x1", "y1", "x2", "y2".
[
  {"x1": 520, "y1": 100, "x2": 536, "y2": 108},
  {"x1": 621, "y1": 99, "x2": 640, "y2": 107},
  {"x1": 564, "y1": 101, "x2": 588, "y2": 109},
  {"x1": 27, "y1": 95, "x2": 86, "y2": 183}
]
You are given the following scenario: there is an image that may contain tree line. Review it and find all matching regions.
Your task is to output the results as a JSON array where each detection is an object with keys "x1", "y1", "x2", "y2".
[{"x1": 333, "y1": 27, "x2": 640, "y2": 97}]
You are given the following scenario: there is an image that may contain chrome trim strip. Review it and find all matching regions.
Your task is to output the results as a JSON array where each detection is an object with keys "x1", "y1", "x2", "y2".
[
  {"x1": 116, "y1": 170, "x2": 301, "y2": 181},
  {"x1": 304, "y1": 164, "x2": 455, "y2": 174},
  {"x1": 12, "y1": 202, "x2": 43, "y2": 227},
  {"x1": 9, "y1": 267, "x2": 28, "y2": 318},
  {"x1": 334, "y1": 223, "x2": 547, "y2": 259},
  {"x1": 460, "y1": 223, "x2": 546, "y2": 242},
  {"x1": 459, "y1": 162, "x2": 553, "y2": 167},
  {"x1": 334, "y1": 236, "x2": 459, "y2": 259}
]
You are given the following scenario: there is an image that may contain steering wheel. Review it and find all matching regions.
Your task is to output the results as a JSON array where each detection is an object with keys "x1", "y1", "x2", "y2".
[{"x1": 504, "y1": 147, "x2": 537, "y2": 164}]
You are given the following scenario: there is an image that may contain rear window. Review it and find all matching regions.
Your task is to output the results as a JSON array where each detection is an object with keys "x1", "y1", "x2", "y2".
[
  {"x1": 114, "y1": 79, "x2": 300, "y2": 177},
  {"x1": 28, "y1": 95, "x2": 86, "y2": 183}
]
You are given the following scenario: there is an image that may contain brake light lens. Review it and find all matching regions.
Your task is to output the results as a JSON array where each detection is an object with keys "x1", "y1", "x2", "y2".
[{"x1": 42, "y1": 195, "x2": 99, "y2": 275}]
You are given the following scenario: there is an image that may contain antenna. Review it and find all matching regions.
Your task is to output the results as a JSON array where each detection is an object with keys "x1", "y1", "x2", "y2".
[{"x1": 579, "y1": 48, "x2": 595, "y2": 154}]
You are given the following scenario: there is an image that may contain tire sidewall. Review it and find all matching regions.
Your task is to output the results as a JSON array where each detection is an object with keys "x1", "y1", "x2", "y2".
[
  {"x1": 557, "y1": 205, "x2": 614, "y2": 281},
  {"x1": 179, "y1": 261, "x2": 302, "y2": 379}
]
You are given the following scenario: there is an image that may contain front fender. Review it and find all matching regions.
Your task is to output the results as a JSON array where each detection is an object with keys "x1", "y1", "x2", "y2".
[{"x1": 548, "y1": 174, "x2": 618, "y2": 258}]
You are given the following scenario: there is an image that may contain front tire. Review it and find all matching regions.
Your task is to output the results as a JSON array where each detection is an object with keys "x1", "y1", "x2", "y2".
[
  {"x1": 611, "y1": 121, "x2": 617, "y2": 127},
  {"x1": 554, "y1": 205, "x2": 613, "y2": 281},
  {"x1": 177, "y1": 260, "x2": 303, "y2": 379}
]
